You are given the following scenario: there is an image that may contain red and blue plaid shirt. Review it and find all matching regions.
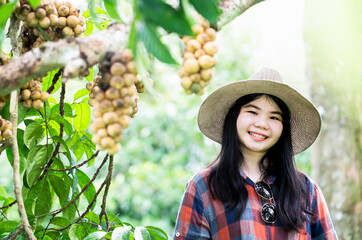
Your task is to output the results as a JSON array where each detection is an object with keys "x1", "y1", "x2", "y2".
[{"x1": 173, "y1": 167, "x2": 337, "y2": 240}]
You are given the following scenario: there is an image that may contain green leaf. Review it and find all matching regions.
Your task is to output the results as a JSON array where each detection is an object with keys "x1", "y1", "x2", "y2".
[
  {"x1": 18, "y1": 104, "x2": 27, "y2": 124},
  {"x1": 49, "y1": 114, "x2": 73, "y2": 136},
  {"x1": 73, "y1": 140, "x2": 85, "y2": 161},
  {"x1": 26, "y1": 145, "x2": 50, "y2": 187},
  {"x1": 104, "y1": 214, "x2": 123, "y2": 226},
  {"x1": 28, "y1": 0, "x2": 42, "y2": 9},
  {"x1": 42, "y1": 68, "x2": 62, "y2": 93},
  {"x1": 104, "y1": 0, "x2": 122, "y2": 21},
  {"x1": 73, "y1": 102, "x2": 91, "y2": 131},
  {"x1": 52, "y1": 135, "x2": 71, "y2": 160},
  {"x1": 83, "y1": 6, "x2": 107, "y2": 19},
  {"x1": 0, "y1": 186, "x2": 7, "y2": 201},
  {"x1": 86, "y1": 67, "x2": 94, "y2": 82},
  {"x1": 74, "y1": 88, "x2": 90, "y2": 101},
  {"x1": 189, "y1": 0, "x2": 221, "y2": 24},
  {"x1": 49, "y1": 175, "x2": 69, "y2": 203},
  {"x1": 84, "y1": 231, "x2": 107, "y2": 240},
  {"x1": 76, "y1": 169, "x2": 96, "y2": 207},
  {"x1": 51, "y1": 217, "x2": 71, "y2": 228},
  {"x1": 0, "y1": 221, "x2": 19, "y2": 235},
  {"x1": 34, "y1": 179, "x2": 52, "y2": 216},
  {"x1": 138, "y1": 21, "x2": 177, "y2": 64},
  {"x1": 111, "y1": 226, "x2": 132, "y2": 240},
  {"x1": 0, "y1": 3, "x2": 16, "y2": 50},
  {"x1": 138, "y1": 0, "x2": 193, "y2": 36},
  {"x1": 51, "y1": 103, "x2": 74, "y2": 118},
  {"x1": 134, "y1": 227, "x2": 151, "y2": 240},
  {"x1": 69, "y1": 223, "x2": 89, "y2": 240},
  {"x1": 85, "y1": 212, "x2": 100, "y2": 225},
  {"x1": 145, "y1": 226, "x2": 168, "y2": 240},
  {"x1": 24, "y1": 121, "x2": 44, "y2": 148},
  {"x1": 128, "y1": 19, "x2": 137, "y2": 54}
]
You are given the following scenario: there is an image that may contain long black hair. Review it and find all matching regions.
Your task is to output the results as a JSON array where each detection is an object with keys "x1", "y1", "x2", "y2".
[{"x1": 207, "y1": 93, "x2": 311, "y2": 232}]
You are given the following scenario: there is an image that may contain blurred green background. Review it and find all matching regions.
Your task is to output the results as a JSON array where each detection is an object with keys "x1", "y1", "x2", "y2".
[{"x1": 0, "y1": 0, "x2": 360, "y2": 238}]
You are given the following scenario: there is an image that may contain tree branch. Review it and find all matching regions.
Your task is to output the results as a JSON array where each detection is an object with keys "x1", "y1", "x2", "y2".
[
  {"x1": 46, "y1": 68, "x2": 63, "y2": 94},
  {"x1": 99, "y1": 155, "x2": 114, "y2": 230},
  {"x1": 0, "y1": 200, "x2": 17, "y2": 210},
  {"x1": 10, "y1": 90, "x2": 36, "y2": 240},
  {"x1": 217, "y1": 0, "x2": 265, "y2": 30},
  {"x1": 42, "y1": 150, "x2": 100, "y2": 172},
  {"x1": 0, "y1": 24, "x2": 128, "y2": 96}
]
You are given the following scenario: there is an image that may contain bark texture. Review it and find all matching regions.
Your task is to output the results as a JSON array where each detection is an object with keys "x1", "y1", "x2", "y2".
[
  {"x1": 0, "y1": 0, "x2": 262, "y2": 96},
  {"x1": 0, "y1": 23, "x2": 128, "y2": 95}
]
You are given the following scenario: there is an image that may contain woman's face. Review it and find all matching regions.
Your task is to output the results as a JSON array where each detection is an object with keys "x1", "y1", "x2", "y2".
[{"x1": 236, "y1": 95, "x2": 283, "y2": 158}]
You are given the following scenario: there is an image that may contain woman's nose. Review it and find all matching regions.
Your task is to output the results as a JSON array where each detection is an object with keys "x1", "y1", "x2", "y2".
[{"x1": 254, "y1": 116, "x2": 269, "y2": 129}]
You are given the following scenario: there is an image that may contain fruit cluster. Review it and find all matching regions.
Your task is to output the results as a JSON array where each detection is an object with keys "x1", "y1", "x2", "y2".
[
  {"x1": 20, "y1": 79, "x2": 50, "y2": 110},
  {"x1": 0, "y1": 116, "x2": 13, "y2": 143},
  {"x1": 88, "y1": 49, "x2": 140, "y2": 154},
  {"x1": 0, "y1": 51, "x2": 11, "y2": 109},
  {"x1": 15, "y1": 0, "x2": 86, "y2": 53},
  {"x1": 179, "y1": 19, "x2": 217, "y2": 95}
]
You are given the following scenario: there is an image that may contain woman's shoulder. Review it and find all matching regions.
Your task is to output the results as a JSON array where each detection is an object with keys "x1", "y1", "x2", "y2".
[{"x1": 186, "y1": 167, "x2": 213, "y2": 192}]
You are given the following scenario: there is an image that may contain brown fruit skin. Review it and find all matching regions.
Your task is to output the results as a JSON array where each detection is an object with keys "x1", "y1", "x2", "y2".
[
  {"x1": 91, "y1": 134, "x2": 101, "y2": 145},
  {"x1": 185, "y1": 39, "x2": 201, "y2": 53},
  {"x1": 66, "y1": 15, "x2": 78, "y2": 28},
  {"x1": 123, "y1": 73, "x2": 136, "y2": 86},
  {"x1": 192, "y1": 24, "x2": 204, "y2": 35},
  {"x1": 86, "y1": 82, "x2": 95, "y2": 91},
  {"x1": 110, "y1": 62, "x2": 126, "y2": 76},
  {"x1": 73, "y1": 25, "x2": 83, "y2": 36},
  {"x1": 119, "y1": 115, "x2": 131, "y2": 128},
  {"x1": 183, "y1": 52, "x2": 195, "y2": 61},
  {"x1": 3, "y1": 129, "x2": 12, "y2": 139},
  {"x1": 69, "y1": 7, "x2": 80, "y2": 17},
  {"x1": 100, "y1": 137, "x2": 116, "y2": 149},
  {"x1": 126, "y1": 61, "x2": 137, "y2": 74},
  {"x1": 110, "y1": 76, "x2": 124, "y2": 89},
  {"x1": 58, "y1": 5, "x2": 69, "y2": 17},
  {"x1": 205, "y1": 28, "x2": 216, "y2": 41},
  {"x1": 49, "y1": 14, "x2": 59, "y2": 27},
  {"x1": 198, "y1": 55, "x2": 216, "y2": 69},
  {"x1": 200, "y1": 68, "x2": 214, "y2": 81},
  {"x1": 203, "y1": 42, "x2": 218, "y2": 56},
  {"x1": 35, "y1": 8, "x2": 46, "y2": 19},
  {"x1": 26, "y1": 12, "x2": 38, "y2": 27},
  {"x1": 194, "y1": 49, "x2": 205, "y2": 59},
  {"x1": 103, "y1": 112, "x2": 118, "y2": 125},
  {"x1": 181, "y1": 77, "x2": 192, "y2": 89},
  {"x1": 78, "y1": 16, "x2": 86, "y2": 25},
  {"x1": 107, "y1": 123, "x2": 123, "y2": 137},
  {"x1": 107, "y1": 143, "x2": 120, "y2": 155},
  {"x1": 32, "y1": 99, "x2": 44, "y2": 110},
  {"x1": 196, "y1": 33, "x2": 209, "y2": 45},
  {"x1": 39, "y1": 17, "x2": 51, "y2": 29},
  {"x1": 31, "y1": 91, "x2": 41, "y2": 100},
  {"x1": 40, "y1": 92, "x2": 49, "y2": 102},
  {"x1": 105, "y1": 87, "x2": 120, "y2": 100},
  {"x1": 22, "y1": 99, "x2": 33, "y2": 109},
  {"x1": 21, "y1": 89, "x2": 31, "y2": 100},
  {"x1": 58, "y1": 17, "x2": 67, "y2": 28},
  {"x1": 62, "y1": 26, "x2": 74, "y2": 37},
  {"x1": 183, "y1": 58, "x2": 200, "y2": 74},
  {"x1": 121, "y1": 49, "x2": 134, "y2": 62}
]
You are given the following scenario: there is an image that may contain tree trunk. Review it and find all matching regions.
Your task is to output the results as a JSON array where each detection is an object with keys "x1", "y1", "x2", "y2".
[{"x1": 304, "y1": 0, "x2": 362, "y2": 239}]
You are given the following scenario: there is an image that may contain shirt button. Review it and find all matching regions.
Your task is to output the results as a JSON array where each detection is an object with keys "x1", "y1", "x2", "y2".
[{"x1": 176, "y1": 232, "x2": 180, "y2": 237}]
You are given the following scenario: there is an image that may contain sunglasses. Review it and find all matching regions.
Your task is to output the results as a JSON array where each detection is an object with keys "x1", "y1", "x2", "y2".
[{"x1": 254, "y1": 181, "x2": 277, "y2": 223}]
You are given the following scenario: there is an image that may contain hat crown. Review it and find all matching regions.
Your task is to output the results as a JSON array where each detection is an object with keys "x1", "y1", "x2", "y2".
[{"x1": 248, "y1": 67, "x2": 283, "y2": 83}]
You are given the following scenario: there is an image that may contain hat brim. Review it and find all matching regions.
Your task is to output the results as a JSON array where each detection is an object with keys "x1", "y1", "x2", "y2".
[{"x1": 197, "y1": 80, "x2": 321, "y2": 155}]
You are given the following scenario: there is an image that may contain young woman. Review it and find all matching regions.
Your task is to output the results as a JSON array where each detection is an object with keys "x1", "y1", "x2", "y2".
[{"x1": 173, "y1": 68, "x2": 337, "y2": 239}]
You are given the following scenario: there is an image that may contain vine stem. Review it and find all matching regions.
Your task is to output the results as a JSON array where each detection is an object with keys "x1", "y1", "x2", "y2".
[
  {"x1": 99, "y1": 155, "x2": 114, "y2": 230},
  {"x1": 10, "y1": 90, "x2": 36, "y2": 240}
]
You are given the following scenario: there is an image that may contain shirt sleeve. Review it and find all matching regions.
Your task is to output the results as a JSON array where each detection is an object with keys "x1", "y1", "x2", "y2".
[
  {"x1": 173, "y1": 179, "x2": 211, "y2": 240},
  {"x1": 310, "y1": 183, "x2": 338, "y2": 240}
]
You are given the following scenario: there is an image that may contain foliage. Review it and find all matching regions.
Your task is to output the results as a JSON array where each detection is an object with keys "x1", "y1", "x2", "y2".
[{"x1": 0, "y1": 0, "x2": 222, "y2": 239}]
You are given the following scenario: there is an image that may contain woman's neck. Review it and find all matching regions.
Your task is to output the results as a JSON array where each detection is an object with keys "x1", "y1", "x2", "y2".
[{"x1": 241, "y1": 152, "x2": 265, "y2": 182}]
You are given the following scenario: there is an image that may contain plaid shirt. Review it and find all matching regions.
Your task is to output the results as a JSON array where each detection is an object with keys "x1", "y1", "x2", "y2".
[{"x1": 173, "y1": 168, "x2": 337, "y2": 240}]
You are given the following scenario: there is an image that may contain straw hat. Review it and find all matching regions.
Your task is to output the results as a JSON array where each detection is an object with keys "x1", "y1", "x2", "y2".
[{"x1": 197, "y1": 67, "x2": 321, "y2": 155}]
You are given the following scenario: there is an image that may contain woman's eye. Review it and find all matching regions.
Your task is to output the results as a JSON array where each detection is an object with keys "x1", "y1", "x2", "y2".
[
  {"x1": 247, "y1": 111, "x2": 257, "y2": 115},
  {"x1": 270, "y1": 116, "x2": 280, "y2": 121}
]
